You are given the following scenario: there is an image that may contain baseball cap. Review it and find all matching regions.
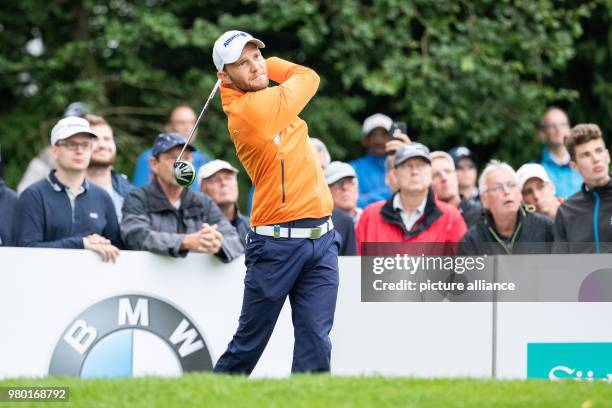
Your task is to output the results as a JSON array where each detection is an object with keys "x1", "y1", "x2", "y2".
[
  {"x1": 516, "y1": 163, "x2": 551, "y2": 190},
  {"x1": 212, "y1": 30, "x2": 265, "y2": 72},
  {"x1": 50, "y1": 116, "x2": 98, "y2": 145},
  {"x1": 63, "y1": 101, "x2": 90, "y2": 118},
  {"x1": 448, "y1": 146, "x2": 475, "y2": 166},
  {"x1": 325, "y1": 161, "x2": 357, "y2": 186},
  {"x1": 151, "y1": 133, "x2": 196, "y2": 157},
  {"x1": 394, "y1": 143, "x2": 431, "y2": 167},
  {"x1": 362, "y1": 113, "x2": 393, "y2": 137},
  {"x1": 197, "y1": 159, "x2": 239, "y2": 186}
]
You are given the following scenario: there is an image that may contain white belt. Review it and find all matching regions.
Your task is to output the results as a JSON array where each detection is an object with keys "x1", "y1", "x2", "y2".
[{"x1": 251, "y1": 219, "x2": 334, "y2": 239}]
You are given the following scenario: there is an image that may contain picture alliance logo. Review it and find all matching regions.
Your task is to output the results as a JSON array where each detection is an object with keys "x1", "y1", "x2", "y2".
[
  {"x1": 548, "y1": 366, "x2": 612, "y2": 382},
  {"x1": 48, "y1": 294, "x2": 213, "y2": 377}
]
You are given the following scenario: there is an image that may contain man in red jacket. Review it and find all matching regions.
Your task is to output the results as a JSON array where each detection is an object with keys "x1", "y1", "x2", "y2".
[{"x1": 356, "y1": 143, "x2": 467, "y2": 254}]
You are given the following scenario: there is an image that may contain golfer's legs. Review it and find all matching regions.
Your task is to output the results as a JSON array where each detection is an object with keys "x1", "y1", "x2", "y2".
[
  {"x1": 290, "y1": 230, "x2": 340, "y2": 373},
  {"x1": 213, "y1": 280, "x2": 286, "y2": 375},
  {"x1": 214, "y1": 234, "x2": 306, "y2": 375}
]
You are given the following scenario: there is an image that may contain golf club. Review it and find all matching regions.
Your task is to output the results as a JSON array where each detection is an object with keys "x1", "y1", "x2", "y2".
[{"x1": 173, "y1": 78, "x2": 222, "y2": 187}]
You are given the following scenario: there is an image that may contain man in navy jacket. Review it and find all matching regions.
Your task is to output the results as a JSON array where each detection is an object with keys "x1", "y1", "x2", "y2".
[{"x1": 15, "y1": 116, "x2": 122, "y2": 262}]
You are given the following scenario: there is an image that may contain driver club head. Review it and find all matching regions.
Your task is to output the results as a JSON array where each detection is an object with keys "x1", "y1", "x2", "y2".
[{"x1": 173, "y1": 160, "x2": 196, "y2": 187}]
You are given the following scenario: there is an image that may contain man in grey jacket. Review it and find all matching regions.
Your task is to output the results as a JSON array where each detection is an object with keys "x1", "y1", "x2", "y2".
[{"x1": 121, "y1": 133, "x2": 243, "y2": 262}]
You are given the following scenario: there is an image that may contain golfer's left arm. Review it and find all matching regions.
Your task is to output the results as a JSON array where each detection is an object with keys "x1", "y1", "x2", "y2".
[{"x1": 246, "y1": 57, "x2": 320, "y2": 135}]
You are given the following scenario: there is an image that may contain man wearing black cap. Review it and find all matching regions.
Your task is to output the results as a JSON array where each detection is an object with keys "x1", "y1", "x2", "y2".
[
  {"x1": 356, "y1": 143, "x2": 467, "y2": 253},
  {"x1": 449, "y1": 146, "x2": 480, "y2": 204},
  {"x1": 120, "y1": 133, "x2": 243, "y2": 261}
]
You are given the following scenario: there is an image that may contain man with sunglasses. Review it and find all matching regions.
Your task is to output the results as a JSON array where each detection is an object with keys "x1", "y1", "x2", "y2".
[
  {"x1": 15, "y1": 116, "x2": 122, "y2": 262},
  {"x1": 459, "y1": 160, "x2": 554, "y2": 255}
]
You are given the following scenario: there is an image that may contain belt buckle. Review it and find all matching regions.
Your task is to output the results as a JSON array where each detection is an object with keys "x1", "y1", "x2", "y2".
[
  {"x1": 309, "y1": 226, "x2": 322, "y2": 239},
  {"x1": 273, "y1": 225, "x2": 281, "y2": 239}
]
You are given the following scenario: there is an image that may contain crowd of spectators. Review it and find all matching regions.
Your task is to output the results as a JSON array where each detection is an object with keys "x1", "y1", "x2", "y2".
[{"x1": 0, "y1": 103, "x2": 610, "y2": 261}]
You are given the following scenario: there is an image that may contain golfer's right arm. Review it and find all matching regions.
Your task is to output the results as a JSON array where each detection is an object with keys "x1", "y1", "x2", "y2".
[{"x1": 245, "y1": 57, "x2": 320, "y2": 135}]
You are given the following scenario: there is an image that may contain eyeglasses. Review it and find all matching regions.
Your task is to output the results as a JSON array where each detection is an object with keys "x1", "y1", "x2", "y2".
[
  {"x1": 57, "y1": 141, "x2": 93, "y2": 151},
  {"x1": 522, "y1": 181, "x2": 547, "y2": 197},
  {"x1": 483, "y1": 181, "x2": 518, "y2": 194}
]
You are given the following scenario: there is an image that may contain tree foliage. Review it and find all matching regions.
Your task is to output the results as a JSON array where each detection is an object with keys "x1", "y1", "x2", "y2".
[{"x1": 0, "y1": 0, "x2": 609, "y2": 203}]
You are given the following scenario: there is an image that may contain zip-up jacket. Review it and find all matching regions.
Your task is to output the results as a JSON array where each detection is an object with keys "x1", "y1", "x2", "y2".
[
  {"x1": 0, "y1": 178, "x2": 19, "y2": 246},
  {"x1": 220, "y1": 57, "x2": 332, "y2": 226},
  {"x1": 553, "y1": 174, "x2": 612, "y2": 253},
  {"x1": 15, "y1": 170, "x2": 122, "y2": 249},
  {"x1": 120, "y1": 179, "x2": 243, "y2": 262},
  {"x1": 355, "y1": 189, "x2": 467, "y2": 255},
  {"x1": 459, "y1": 206, "x2": 554, "y2": 255}
]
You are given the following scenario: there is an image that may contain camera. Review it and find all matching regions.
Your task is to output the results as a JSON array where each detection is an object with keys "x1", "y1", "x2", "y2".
[{"x1": 389, "y1": 122, "x2": 407, "y2": 139}]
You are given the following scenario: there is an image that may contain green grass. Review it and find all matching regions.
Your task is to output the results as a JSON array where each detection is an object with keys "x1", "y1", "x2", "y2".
[{"x1": 1, "y1": 374, "x2": 611, "y2": 407}]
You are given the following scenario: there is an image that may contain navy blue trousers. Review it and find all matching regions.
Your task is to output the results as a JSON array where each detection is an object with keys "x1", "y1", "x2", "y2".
[{"x1": 214, "y1": 227, "x2": 340, "y2": 375}]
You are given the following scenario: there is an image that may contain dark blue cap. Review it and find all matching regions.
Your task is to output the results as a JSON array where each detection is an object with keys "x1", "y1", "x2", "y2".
[
  {"x1": 152, "y1": 133, "x2": 196, "y2": 157},
  {"x1": 448, "y1": 146, "x2": 475, "y2": 166}
]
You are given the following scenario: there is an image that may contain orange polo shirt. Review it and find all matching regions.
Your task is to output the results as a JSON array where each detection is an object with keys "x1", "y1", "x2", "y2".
[{"x1": 220, "y1": 57, "x2": 333, "y2": 227}]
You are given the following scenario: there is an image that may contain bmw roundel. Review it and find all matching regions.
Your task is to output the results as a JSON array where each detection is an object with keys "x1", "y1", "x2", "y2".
[{"x1": 49, "y1": 294, "x2": 213, "y2": 377}]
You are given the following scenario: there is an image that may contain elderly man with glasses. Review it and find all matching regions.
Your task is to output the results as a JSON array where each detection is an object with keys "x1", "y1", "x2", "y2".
[{"x1": 459, "y1": 160, "x2": 554, "y2": 255}]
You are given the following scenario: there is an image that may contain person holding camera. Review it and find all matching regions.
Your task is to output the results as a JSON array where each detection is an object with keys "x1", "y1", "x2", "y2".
[{"x1": 351, "y1": 114, "x2": 408, "y2": 208}]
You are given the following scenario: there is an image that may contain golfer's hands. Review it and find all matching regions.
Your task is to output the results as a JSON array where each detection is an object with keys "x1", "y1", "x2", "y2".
[
  {"x1": 385, "y1": 133, "x2": 411, "y2": 154},
  {"x1": 83, "y1": 234, "x2": 120, "y2": 263},
  {"x1": 181, "y1": 223, "x2": 223, "y2": 254}
]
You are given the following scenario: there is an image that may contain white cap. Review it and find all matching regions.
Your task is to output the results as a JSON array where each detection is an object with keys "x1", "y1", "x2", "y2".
[
  {"x1": 325, "y1": 161, "x2": 357, "y2": 185},
  {"x1": 516, "y1": 163, "x2": 551, "y2": 189},
  {"x1": 362, "y1": 113, "x2": 393, "y2": 137},
  {"x1": 212, "y1": 30, "x2": 265, "y2": 72},
  {"x1": 197, "y1": 160, "x2": 239, "y2": 186},
  {"x1": 50, "y1": 116, "x2": 98, "y2": 145}
]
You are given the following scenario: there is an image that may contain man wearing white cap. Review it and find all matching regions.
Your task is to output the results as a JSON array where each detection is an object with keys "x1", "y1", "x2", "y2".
[
  {"x1": 198, "y1": 159, "x2": 250, "y2": 245},
  {"x1": 350, "y1": 113, "x2": 394, "y2": 208},
  {"x1": 325, "y1": 161, "x2": 362, "y2": 224},
  {"x1": 212, "y1": 30, "x2": 340, "y2": 375},
  {"x1": 15, "y1": 116, "x2": 122, "y2": 262},
  {"x1": 517, "y1": 163, "x2": 562, "y2": 220}
]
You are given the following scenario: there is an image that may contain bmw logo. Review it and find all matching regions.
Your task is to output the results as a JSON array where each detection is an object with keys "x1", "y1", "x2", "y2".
[{"x1": 49, "y1": 294, "x2": 213, "y2": 377}]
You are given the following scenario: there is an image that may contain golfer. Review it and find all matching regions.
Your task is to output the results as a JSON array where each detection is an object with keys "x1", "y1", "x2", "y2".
[{"x1": 212, "y1": 30, "x2": 340, "y2": 374}]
